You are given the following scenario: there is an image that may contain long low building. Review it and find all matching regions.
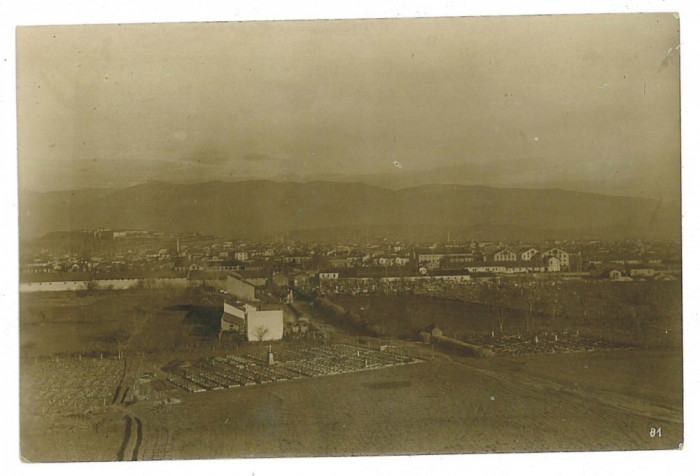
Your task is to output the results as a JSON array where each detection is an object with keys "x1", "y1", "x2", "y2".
[
  {"x1": 382, "y1": 272, "x2": 471, "y2": 283},
  {"x1": 225, "y1": 274, "x2": 258, "y2": 301},
  {"x1": 319, "y1": 261, "x2": 546, "y2": 282}
]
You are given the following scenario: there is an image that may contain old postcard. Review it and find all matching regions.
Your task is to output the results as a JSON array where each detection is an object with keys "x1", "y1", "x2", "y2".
[{"x1": 16, "y1": 12, "x2": 682, "y2": 464}]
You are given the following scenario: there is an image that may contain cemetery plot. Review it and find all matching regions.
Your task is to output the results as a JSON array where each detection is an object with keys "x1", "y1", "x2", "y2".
[
  {"x1": 470, "y1": 332, "x2": 633, "y2": 356},
  {"x1": 165, "y1": 344, "x2": 422, "y2": 393}
]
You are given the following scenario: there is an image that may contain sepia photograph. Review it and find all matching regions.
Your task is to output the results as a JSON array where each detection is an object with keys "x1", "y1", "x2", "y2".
[{"x1": 7, "y1": 2, "x2": 693, "y2": 472}]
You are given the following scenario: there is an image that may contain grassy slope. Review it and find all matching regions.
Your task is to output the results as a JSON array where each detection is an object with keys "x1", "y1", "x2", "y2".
[{"x1": 329, "y1": 279, "x2": 682, "y2": 348}]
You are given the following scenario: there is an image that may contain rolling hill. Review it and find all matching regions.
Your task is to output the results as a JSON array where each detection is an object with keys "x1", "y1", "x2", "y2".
[{"x1": 18, "y1": 181, "x2": 680, "y2": 241}]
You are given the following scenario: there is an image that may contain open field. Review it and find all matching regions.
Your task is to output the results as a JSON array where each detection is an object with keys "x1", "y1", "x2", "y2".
[
  {"x1": 329, "y1": 287, "x2": 682, "y2": 349},
  {"x1": 19, "y1": 288, "x2": 683, "y2": 461},
  {"x1": 467, "y1": 348, "x2": 683, "y2": 412},
  {"x1": 21, "y1": 351, "x2": 682, "y2": 460},
  {"x1": 20, "y1": 289, "x2": 191, "y2": 359},
  {"x1": 161, "y1": 355, "x2": 681, "y2": 457},
  {"x1": 329, "y1": 294, "x2": 523, "y2": 337}
]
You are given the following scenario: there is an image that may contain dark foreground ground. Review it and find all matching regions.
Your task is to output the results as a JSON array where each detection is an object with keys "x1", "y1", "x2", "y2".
[
  {"x1": 19, "y1": 289, "x2": 683, "y2": 461},
  {"x1": 20, "y1": 350, "x2": 682, "y2": 461}
]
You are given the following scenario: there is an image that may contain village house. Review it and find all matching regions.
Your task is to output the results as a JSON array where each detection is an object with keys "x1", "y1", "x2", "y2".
[
  {"x1": 493, "y1": 249, "x2": 517, "y2": 262},
  {"x1": 543, "y1": 255, "x2": 561, "y2": 272},
  {"x1": 282, "y1": 255, "x2": 312, "y2": 265},
  {"x1": 416, "y1": 248, "x2": 472, "y2": 269},
  {"x1": 174, "y1": 258, "x2": 205, "y2": 272},
  {"x1": 234, "y1": 251, "x2": 249, "y2": 262},
  {"x1": 542, "y1": 248, "x2": 570, "y2": 270},
  {"x1": 520, "y1": 248, "x2": 539, "y2": 261},
  {"x1": 319, "y1": 270, "x2": 340, "y2": 281},
  {"x1": 329, "y1": 258, "x2": 350, "y2": 268},
  {"x1": 417, "y1": 252, "x2": 442, "y2": 269},
  {"x1": 629, "y1": 267, "x2": 655, "y2": 278}
]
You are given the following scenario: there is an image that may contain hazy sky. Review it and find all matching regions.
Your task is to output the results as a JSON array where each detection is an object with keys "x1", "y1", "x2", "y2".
[{"x1": 17, "y1": 14, "x2": 680, "y2": 196}]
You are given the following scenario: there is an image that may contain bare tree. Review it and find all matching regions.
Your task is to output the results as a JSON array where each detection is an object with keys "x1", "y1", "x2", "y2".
[
  {"x1": 254, "y1": 325, "x2": 269, "y2": 343},
  {"x1": 496, "y1": 309, "x2": 506, "y2": 333},
  {"x1": 524, "y1": 288, "x2": 540, "y2": 333},
  {"x1": 486, "y1": 285, "x2": 507, "y2": 334}
]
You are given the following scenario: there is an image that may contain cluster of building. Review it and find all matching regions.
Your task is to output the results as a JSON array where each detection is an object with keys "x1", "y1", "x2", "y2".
[
  {"x1": 21, "y1": 229, "x2": 681, "y2": 291},
  {"x1": 20, "y1": 229, "x2": 682, "y2": 339},
  {"x1": 218, "y1": 274, "x2": 285, "y2": 342},
  {"x1": 416, "y1": 246, "x2": 572, "y2": 273}
]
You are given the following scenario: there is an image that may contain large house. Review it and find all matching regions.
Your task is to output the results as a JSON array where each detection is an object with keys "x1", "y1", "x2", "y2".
[
  {"x1": 233, "y1": 251, "x2": 249, "y2": 262},
  {"x1": 493, "y1": 249, "x2": 517, "y2": 262},
  {"x1": 416, "y1": 252, "x2": 443, "y2": 269},
  {"x1": 520, "y1": 248, "x2": 539, "y2": 261},
  {"x1": 542, "y1": 248, "x2": 569, "y2": 270},
  {"x1": 416, "y1": 248, "x2": 473, "y2": 269}
]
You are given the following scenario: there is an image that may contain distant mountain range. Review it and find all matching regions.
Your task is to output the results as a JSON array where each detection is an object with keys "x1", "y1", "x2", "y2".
[
  {"x1": 303, "y1": 160, "x2": 681, "y2": 202},
  {"x1": 19, "y1": 181, "x2": 680, "y2": 241},
  {"x1": 21, "y1": 156, "x2": 680, "y2": 202}
]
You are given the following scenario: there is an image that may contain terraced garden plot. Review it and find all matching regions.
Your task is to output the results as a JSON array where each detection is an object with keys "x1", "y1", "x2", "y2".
[{"x1": 22, "y1": 357, "x2": 124, "y2": 415}]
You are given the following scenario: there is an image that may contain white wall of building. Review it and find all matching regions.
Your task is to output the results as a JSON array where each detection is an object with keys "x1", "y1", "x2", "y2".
[
  {"x1": 20, "y1": 277, "x2": 223, "y2": 292},
  {"x1": 246, "y1": 310, "x2": 284, "y2": 341}
]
